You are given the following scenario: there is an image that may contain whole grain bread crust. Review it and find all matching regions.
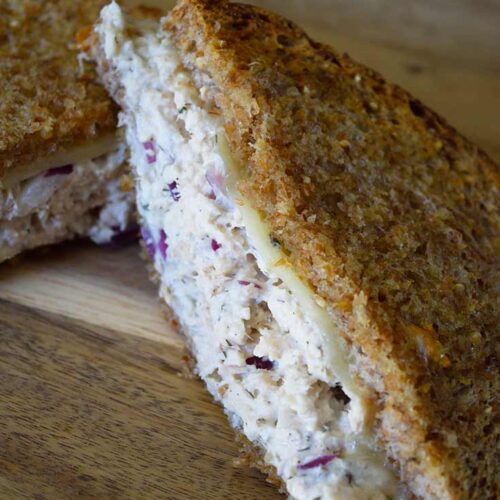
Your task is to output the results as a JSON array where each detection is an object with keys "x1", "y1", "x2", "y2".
[
  {"x1": 166, "y1": 1, "x2": 499, "y2": 498},
  {"x1": 0, "y1": 0, "x2": 118, "y2": 179}
]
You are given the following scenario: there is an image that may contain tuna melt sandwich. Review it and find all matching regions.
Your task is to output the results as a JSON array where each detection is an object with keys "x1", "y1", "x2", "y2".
[{"x1": 91, "y1": 1, "x2": 499, "y2": 498}]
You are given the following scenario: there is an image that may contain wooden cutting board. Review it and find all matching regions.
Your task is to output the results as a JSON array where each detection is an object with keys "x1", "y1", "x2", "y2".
[{"x1": 0, "y1": 1, "x2": 498, "y2": 499}]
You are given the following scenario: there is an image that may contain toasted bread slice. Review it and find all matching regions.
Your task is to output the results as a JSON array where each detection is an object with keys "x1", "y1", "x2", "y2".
[{"x1": 93, "y1": 1, "x2": 499, "y2": 498}]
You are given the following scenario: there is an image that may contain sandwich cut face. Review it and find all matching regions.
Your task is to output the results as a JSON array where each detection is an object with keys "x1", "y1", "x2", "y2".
[{"x1": 95, "y1": 4, "x2": 404, "y2": 498}]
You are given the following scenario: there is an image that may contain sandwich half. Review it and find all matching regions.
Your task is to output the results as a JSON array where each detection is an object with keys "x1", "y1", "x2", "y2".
[
  {"x1": 0, "y1": 0, "x2": 138, "y2": 262},
  {"x1": 91, "y1": 1, "x2": 499, "y2": 498}
]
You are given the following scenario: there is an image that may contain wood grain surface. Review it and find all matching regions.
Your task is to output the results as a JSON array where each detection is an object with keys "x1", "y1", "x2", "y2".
[
  {"x1": 0, "y1": 243, "x2": 282, "y2": 500},
  {"x1": 0, "y1": 1, "x2": 498, "y2": 499}
]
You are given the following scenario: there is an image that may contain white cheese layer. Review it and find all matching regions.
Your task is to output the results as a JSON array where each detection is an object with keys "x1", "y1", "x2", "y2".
[
  {"x1": 0, "y1": 143, "x2": 134, "y2": 262},
  {"x1": 0, "y1": 133, "x2": 118, "y2": 189},
  {"x1": 97, "y1": 4, "x2": 401, "y2": 499}
]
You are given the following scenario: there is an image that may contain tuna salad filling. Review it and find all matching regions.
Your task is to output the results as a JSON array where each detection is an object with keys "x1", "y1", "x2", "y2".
[
  {"x1": 0, "y1": 142, "x2": 135, "y2": 262},
  {"x1": 96, "y1": 4, "x2": 402, "y2": 499}
]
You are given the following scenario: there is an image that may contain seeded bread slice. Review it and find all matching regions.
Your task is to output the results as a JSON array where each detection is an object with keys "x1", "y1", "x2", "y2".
[{"x1": 165, "y1": 1, "x2": 499, "y2": 498}]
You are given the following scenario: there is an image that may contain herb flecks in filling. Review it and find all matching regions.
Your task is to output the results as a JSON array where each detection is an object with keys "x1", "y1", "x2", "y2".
[{"x1": 97, "y1": 5, "x2": 401, "y2": 499}]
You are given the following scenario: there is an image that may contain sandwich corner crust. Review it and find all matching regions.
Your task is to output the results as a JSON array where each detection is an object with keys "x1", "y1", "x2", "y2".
[
  {"x1": 0, "y1": 0, "x2": 117, "y2": 179},
  {"x1": 165, "y1": 1, "x2": 499, "y2": 498}
]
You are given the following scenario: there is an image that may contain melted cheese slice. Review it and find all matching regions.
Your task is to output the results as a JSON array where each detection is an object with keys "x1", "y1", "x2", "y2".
[
  {"x1": 219, "y1": 136, "x2": 364, "y2": 407},
  {"x1": 1, "y1": 133, "x2": 118, "y2": 189},
  {"x1": 219, "y1": 137, "x2": 404, "y2": 495}
]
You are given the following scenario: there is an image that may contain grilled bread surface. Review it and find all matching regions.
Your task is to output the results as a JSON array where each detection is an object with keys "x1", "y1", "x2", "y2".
[{"x1": 166, "y1": 1, "x2": 499, "y2": 498}]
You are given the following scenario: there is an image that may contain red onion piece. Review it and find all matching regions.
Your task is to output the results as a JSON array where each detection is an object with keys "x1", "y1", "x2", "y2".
[
  {"x1": 143, "y1": 140, "x2": 157, "y2": 164},
  {"x1": 141, "y1": 226, "x2": 155, "y2": 258},
  {"x1": 167, "y1": 181, "x2": 180, "y2": 201},
  {"x1": 158, "y1": 229, "x2": 168, "y2": 259},
  {"x1": 211, "y1": 239, "x2": 222, "y2": 252},
  {"x1": 298, "y1": 454, "x2": 338, "y2": 470},
  {"x1": 44, "y1": 164, "x2": 73, "y2": 177},
  {"x1": 205, "y1": 169, "x2": 225, "y2": 197},
  {"x1": 245, "y1": 356, "x2": 274, "y2": 370}
]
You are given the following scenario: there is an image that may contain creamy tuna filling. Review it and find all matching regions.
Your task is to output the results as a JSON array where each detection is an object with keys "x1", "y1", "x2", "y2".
[
  {"x1": 98, "y1": 5, "x2": 400, "y2": 499},
  {"x1": 0, "y1": 142, "x2": 134, "y2": 262}
]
